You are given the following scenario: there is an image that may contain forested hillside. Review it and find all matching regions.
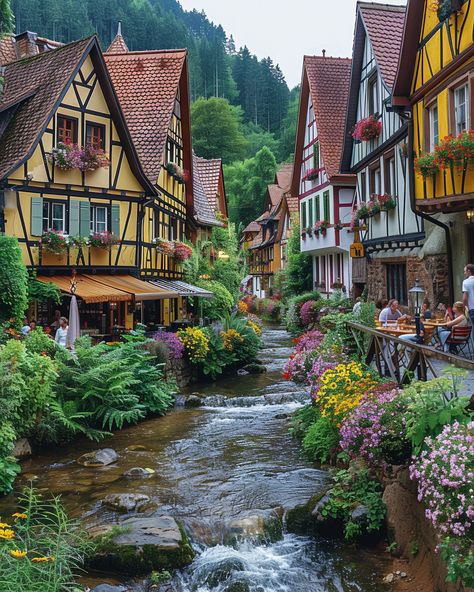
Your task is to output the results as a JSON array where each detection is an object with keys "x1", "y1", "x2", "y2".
[{"x1": 11, "y1": 0, "x2": 298, "y2": 225}]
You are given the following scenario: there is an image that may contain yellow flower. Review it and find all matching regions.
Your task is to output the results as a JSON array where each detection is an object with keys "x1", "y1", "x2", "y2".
[
  {"x1": 32, "y1": 556, "x2": 55, "y2": 563},
  {"x1": 0, "y1": 522, "x2": 11, "y2": 528},
  {"x1": 12, "y1": 513, "x2": 27, "y2": 520},
  {"x1": 9, "y1": 549, "x2": 27, "y2": 559},
  {"x1": 0, "y1": 528, "x2": 15, "y2": 539}
]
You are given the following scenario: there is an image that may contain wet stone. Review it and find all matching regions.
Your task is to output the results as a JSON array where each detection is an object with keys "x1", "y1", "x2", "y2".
[
  {"x1": 242, "y1": 363, "x2": 267, "y2": 374},
  {"x1": 12, "y1": 438, "x2": 32, "y2": 459},
  {"x1": 123, "y1": 467, "x2": 155, "y2": 479},
  {"x1": 91, "y1": 585, "x2": 127, "y2": 592},
  {"x1": 223, "y1": 510, "x2": 283, "y2": 547},
  {"x1": 126, "y1": 445, "x2": 148, "y2": 452},
  {"x1": 184, "y1": 395, "x2": 203, "y2": 408},
  {"x1": 103, "y1": 493, "x2": 150, "y2": 513},
  {"x1": 77, "y1": 448, "x2": 119, "y2": 467}
]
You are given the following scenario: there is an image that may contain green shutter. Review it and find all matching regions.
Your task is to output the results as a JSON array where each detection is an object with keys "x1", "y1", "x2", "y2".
[
  {"x1": 308, "y1": 199, "x2": 313, "y2": 226},
  {"x1": 316, "y1": 195, "x2": 320, "y2": 221},
  {"x1": 79, "y1": 202, "x2": 90, "y2": 237},
  {"x1": 69, "y1": 200, "x2": 80, "y2": 236},
  {"x1": 31, "y1": 197, "x2": 43, "y2": 236},
  {"x1": 323, "y1": 191, "x2": 330, "y2": 222},
  {"x1": 111, "y1": 204, "x2": 120, "y2": 236},
  {"x1": 301, "y1": 202, "x2": 307, "y2": 229}
]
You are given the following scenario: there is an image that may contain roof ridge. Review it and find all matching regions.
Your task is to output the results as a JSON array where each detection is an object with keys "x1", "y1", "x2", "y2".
[
  {"x1": 105, "y1": 48, "x2": 187, "y2": 57},
  {"x1": 11, "y1": 35, "x2": 94, "y2": 66},
  {"x1": 304, "y1": 55, "x2": 351, "y2": 61},
  {"x1": 358, "y1": 2, "x2": 406, "y2": 12}
]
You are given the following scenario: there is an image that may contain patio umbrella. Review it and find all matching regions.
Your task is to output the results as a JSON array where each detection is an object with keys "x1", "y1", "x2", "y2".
[{"x1": 66, "y1": 295, "x2": 80, "y2": 350}]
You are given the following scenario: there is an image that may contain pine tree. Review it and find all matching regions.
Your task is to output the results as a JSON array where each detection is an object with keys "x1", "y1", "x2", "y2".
[{"x1": 0, "y1": 0, "x2": 14, "y2": 35}]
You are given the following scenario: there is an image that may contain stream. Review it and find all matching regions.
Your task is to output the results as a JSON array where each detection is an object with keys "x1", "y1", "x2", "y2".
[{"x1": 1, "y1": 326, "x2": 389, "y2": 591}]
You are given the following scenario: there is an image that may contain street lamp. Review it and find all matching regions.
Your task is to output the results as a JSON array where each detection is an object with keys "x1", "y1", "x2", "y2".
[{"x1": 409, "y1": 279, "x2": 425, "y2": 339}]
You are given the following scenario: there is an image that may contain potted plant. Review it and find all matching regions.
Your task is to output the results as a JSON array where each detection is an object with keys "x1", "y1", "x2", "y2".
[
  {"x1": 414, "y1": 152, "x2": 440, "y2": 178},
  {"x1": 301, "y1": 230, "x2": 307, "y2": 240},
  {"x1": 367, "y1": 196, "x2": 381, "y2": 216},
  {"x1": 356, "y1": 202, "x2": 370, "y2": 220},
  {"x1": 352, "y1": 115, "x2": 382, "y2": 142},
  {"x1": 306, "y1": 226, "x2": 313, "y2": 237},
  {"x1": 165, "y1": 162, "x2": 189, "y2": 184},
  {"x1": 174, "y1": 241, "x2": 193, "y2": 261},
  {"x1": 334, "y1": 221, "x2": 344, "y2": 231},
  {"x1": 89, "y1": 231, "x2": 120, "y2": 250},
  {"x1": 378, "y1": 193, "x2": 397, "y2": 211},
  {"x1": 40, "y1": 230, "x2": 69, "y2": 255},
  {"x1": 434, "y1": 0, "x2": 462, "y2": 22}
]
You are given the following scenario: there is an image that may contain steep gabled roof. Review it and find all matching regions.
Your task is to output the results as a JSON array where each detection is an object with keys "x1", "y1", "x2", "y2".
[
  {"x1": 104, "y1": 46, "x2": 188, "y2": 185},
  {"x1": 106, "y1": 23, "x2": 129, "y2": 54},
  {"x1": 275, "y1": 162, "x2": 293, "y2": 191},
  {"x1": 193, "y1": 155, "x2": 224, "y2": 213},
  {"x1": 243, "y1": 221, "x2": 260, "y2": 233},
  {"x1": 291, "y1": 55, "x2": 352, "y2": 195},
  {"x1": 285, "y1": 192, "x2": 299, "y2": 215},
  {"x1": 359, "y1": 3, "x2": 406, "y2": 89},
  {"x1": 192, "y1": 153, "x2": 222, "y2": 227},
  {"x1": 0, "y1": 36, "x2": 155, "y2": 193},
  {"x1": 0, "y1": 36, "x2": 16, "y2": 65}
]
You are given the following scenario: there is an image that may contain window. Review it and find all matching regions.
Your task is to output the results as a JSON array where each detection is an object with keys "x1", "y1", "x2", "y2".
[
  {"x1": 369, "y1": 165, "x2": 381, "y2": 195},
  {"x1": 42, "y1": 201, "x2": 66, "y2": 232},
  {"x1": 386, "y1": 263, "x2": 407, "y2": 305},
  {"x1": 368, "y1": 75, "x2": 378, "y2": 115},
  {"x1": 313, "y1": 142, "x2": 320, "y2": 169},
  {"x1": 454, "y1": 84, "x2": 469, "y2": 133},
  {"x1": 360, "y1": 171, "x2": 367, "y2": 201},
  {"x1": 57, "y1": 115, "x2": 77, "y2": 144},
  {"x1": 308, "y1": 198, "x2": 313, "y2": 226},
  {"x1": 384, "y1": 153, "x2": 396, "y2": 195},
  {"x1": 323, "y1": 191, "x2": 330, "y2": 221},
  {"x1": 429, "y1": 103, "x2": 439, "y2": 150},
  {"x1": 86, "y1": 123, "x2": 105, "y2": 150},
  {"x1": 90, "y1": 205, "x2": 108, "y2": 233}
]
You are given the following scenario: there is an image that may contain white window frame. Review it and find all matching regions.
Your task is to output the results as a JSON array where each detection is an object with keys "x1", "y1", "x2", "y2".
[
  {"x1": 43, "y1": 201, "x2": 66, "y2": 232},
  {"x1": 90, "y1": 205, "x2": 108, "y2": 234},
  {"x1": 429, "y1": 103, "x2": 439, "y2": 150},
  {"x1": 454, "y1": 84, "x2": 470, "y2": 134}
]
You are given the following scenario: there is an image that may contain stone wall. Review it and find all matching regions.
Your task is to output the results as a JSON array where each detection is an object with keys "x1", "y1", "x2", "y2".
[
  {"x1": 366, "y1": 253, "x2": 449, "y2": 309},
  {"x1": 165, "y1": 358, "x2": 195, "y2": 388}
]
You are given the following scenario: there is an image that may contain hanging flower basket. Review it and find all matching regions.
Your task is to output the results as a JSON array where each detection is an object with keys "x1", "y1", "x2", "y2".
[
  {"x1": 174, "y1": 241, "x2": 193, "y2": 261},
  {"x1": 40, "y1": 230, "x2": 69, "y2": 255},
  {"x1": 352, "y1": 115, "x2": 382, "y2": 142},
  {"x1": 414, "y1": 152, "x2": 440, "y2": 178},
  {"x1": 155, "y1": 237, "x2": 175, "y2": 256},
  {"x1": 48, "y1": 140, "x2": 110, "y2": 171},
  {"x1": 355, "y1": 203, "x2": 370, "y2": 220},
  {"x1": 165, "y1": 162, "x2": 189, "y2": 184},
  {"x1": 89, "y1": 231, "x2": 120, "y2": 249}
]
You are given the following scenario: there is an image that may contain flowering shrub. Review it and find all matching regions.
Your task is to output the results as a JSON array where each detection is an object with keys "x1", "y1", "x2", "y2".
[
  {"x1": 314, "y1": 361, "x2": 380, "y2": 426},
  {"x1": 89, "y1": 231, "x2": 120, "y2": 249},
  {"x1": 237, "y1": 300, "x2": 248, "y2": 314},
  {"x1": 299, "y1": 300, "x2": 319, "y2": 327},
  {"x1": 177, "y1": 327, "x2": 210, "y2": 363},
  {"x1": 221, "y1": 328, "x2": 244, "y2": 351},
  {"x1": 352, "y1": 115, "x2": 382, "y2": 141},
  {"x1": 247, "y1": 320, "x2": 262, "y2": 336},
  {"x1": 293, "y1": 330, "x2": 324, "y2": 353},
  {"x1": 340, "y1": 384, "x2": 411, "y2": 466},
  {"x1": 174, "y1": 242, "x2": 193, "y2": 261},
  {"x1": 49, "y1": 141, "x2": 109, "y2": 171},
  {"x1": 40, "y1": 231, "x2": 69, "y2": 255},
  {"x1": 153, "y1": 331, "x2": 184, "y2": 360}
]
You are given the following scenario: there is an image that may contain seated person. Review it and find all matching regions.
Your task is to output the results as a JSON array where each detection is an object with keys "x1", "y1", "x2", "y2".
[
  {"x1": 20, "y1": 319, "x2": 31, "y2": 335},
  {"x1": 379, "y1": 299, "x2": 410, "y2": 325},
  {"x1": 421, "y1": 299, "x2": 432, "y2": 320},
  {"x1": 399, "y1": 320, "x2": 426, "y2": 345},
  {"x1": 436, "y1": 301, "x2": 471, "y2": 352}
]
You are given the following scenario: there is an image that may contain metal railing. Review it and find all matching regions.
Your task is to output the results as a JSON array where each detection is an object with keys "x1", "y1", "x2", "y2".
[{"x1": 347, "y1": 321, "x2": 474, "y2": 384}]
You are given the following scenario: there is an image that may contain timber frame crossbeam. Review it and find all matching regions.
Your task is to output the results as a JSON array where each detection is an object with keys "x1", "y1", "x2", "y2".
[{"x1": 347, "y1": 321, "x2": 474, "y2": 385}]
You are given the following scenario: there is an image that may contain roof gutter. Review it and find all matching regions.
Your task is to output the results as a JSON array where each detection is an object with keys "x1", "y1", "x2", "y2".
[{"x1": 407, "y1": 116, "x2": 454, "y2": 303}]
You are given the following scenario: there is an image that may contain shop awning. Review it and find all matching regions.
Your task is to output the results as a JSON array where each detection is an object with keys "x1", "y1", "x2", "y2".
[
  {"x1": 37, "y1": 275, "x2": 131, "y2": 304},
  {"x1": 83, "y1": 275, "x2": 177, "y2": 300},
  {"x1": 148, "y1": 278, "x2": 214, "y2": 299}
]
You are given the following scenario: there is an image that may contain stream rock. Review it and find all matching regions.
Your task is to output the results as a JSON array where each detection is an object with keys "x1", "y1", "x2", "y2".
[
  {"x1": 123, "y1": 467, "x2": 155, "y2": 479},
  {"x1": 286, "y1": 491, "x2": 334, "y2": 535},
  {"x1": 78, "y1": 448, "x2": 119, "y2": 467},
  {"x1": 89, "y1": 514, "x2": 195, "y2": 575},
  {"x1": 12, "y1": 438, "x2": 32, "y2": 459},
  {"x1": 103, "y1": 493, "x2": 151, "y2": 513},
  {"x1": 193, "y1": 557, "x2": 247, "y2": 588},
  {"x1": 242, "y1": 363, "x2": 267, "y2": 374},
  {"x1": 223, "y1": 509, "x2": 283, "y2": 547},
  {"x1": 224, "y1": 583, "x2": 250, "y2": 592},
  {"x1": 184, "y1": 395, "x2": 203, "y2": 408},
  {"x1": 91, "y1": 585, "x2": 127, "y2": 592}
]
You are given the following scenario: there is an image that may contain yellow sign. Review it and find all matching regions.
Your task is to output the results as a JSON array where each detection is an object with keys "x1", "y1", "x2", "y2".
[{"x1": 350, "y1": 242, "x2": 365, "y2": 258}]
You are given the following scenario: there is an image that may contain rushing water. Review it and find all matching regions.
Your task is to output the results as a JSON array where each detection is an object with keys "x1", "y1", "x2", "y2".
[{"x1": 1, "y1": 327, "x2": 389, "y2": 591}]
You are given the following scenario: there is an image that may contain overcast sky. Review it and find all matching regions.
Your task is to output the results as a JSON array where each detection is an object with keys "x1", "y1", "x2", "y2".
[{"x1": 178, "y1": 0, "x2": 406, "y2": 88}]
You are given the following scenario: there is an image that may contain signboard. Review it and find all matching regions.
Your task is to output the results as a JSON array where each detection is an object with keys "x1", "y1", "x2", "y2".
[{"x1": 350, "y1": 242, "x2": 365, "y2": 258}]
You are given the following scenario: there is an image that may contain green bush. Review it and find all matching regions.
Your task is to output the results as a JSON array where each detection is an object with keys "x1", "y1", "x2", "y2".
[
  {"x1": 24, "y1": 328, "x2": 60, "y2": 358},
  {"x1": 222, "y1": 313, "x2": 261, "y2": 364},
  {"x1": 196, "y1": 280, "x2": 234, "y2": 319},
  {"x1": 0, "y1": 235, "x2": 28, "y2": 326},
  {"x1": 289, "y1": 404, "x2": 320, "y2": 440},
  {"x1": 211, "y1": 258, "x2": 241, "y2": 298},
  {"x1": 201, "y1": 329, "x2": 236, "y2": 380},
  {"x1": 302, "y1": 416, "x2": 340, "y2": 464}
]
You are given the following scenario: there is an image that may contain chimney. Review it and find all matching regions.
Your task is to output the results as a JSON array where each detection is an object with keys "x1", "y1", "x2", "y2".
[
  {"x1": 322, "y1": 49, "x2": 326, "y2": 58},
  {"x1": 14, "y1": 31, "x2": 39, "y2": 60}
]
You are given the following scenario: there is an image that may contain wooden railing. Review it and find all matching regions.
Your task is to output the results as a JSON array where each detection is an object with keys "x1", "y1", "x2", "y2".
[{"x1": 347, "y1": 321, "x2": 474, "y2": 385}]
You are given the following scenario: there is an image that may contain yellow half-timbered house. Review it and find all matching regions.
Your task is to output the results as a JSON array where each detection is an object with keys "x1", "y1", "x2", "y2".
[
  {"x1": 393, "y1": 0, "x2": 474, "y2": 298},
  {"x1": 0, "y1": 33, "x2": 171, "y2": 334}
]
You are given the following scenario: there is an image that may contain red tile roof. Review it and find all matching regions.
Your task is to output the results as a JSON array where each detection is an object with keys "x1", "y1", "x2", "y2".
[
  {"x1": 285, "y1": 193, "x2": 299, "y2": 215},
  {"x1": 243, "y1": 221, "x2": 260, "y2": 233},
  {"x1": 275, "y1": 163, "x2": 293, "y2": 190},
  {"x1": 0, "y1": 37, "x2": 94, "y2": 180},
  {"x1": 304, "y1": 55, "x2": 352, "y2": 179},
  {"x1": 359, "y1": 3, "x2": 406, "y2": 89},
  {"x1": 192, "y1": 153, "x2": 222, "y2": 227},
  {"x1": 105, "y1": 48, "x2": 187, "y2": 184},
  {"x1": 106, "y1": 33, "x2": 129, "y2": 55},
  {"x1": 0, "y1": 37, "x2": 16, "y2": 65},
  {"x1": 193, "y1": 155, "x2": 223, "y2": 212}
]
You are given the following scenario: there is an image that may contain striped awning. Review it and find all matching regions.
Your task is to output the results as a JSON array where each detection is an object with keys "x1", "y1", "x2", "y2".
[
  {"x1": 148, "y1": 278, "x2": 214, "y2": 298},
  {"x1": 83, "y1": 275, "x2": 177, "y2": 300}
]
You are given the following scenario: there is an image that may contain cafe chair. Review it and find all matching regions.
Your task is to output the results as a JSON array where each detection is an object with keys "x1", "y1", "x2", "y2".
[{"x1": 445, "y1": 326, "x2": 473, "y2": 357}]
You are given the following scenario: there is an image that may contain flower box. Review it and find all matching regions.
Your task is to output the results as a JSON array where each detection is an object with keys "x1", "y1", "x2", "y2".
[
  {"x1": 48, "y1": 141, "x2": 110, "y2": 172},
  {"x1": 155, "y1": 238, "x2": 175, "y2": 256},
  {"x1": 165, "y1": 162, "x2": 189, "y2": 184},
  {"x1": 89, "y1": 231, "x2": 120, "y2": 250},
  {"x1": 40, "y1": 230, "x2": 69, "y2": 255},
  {"x1": 302, "y1": 167, "x2": 324, "y2": 182},
  {"x1": 352, "y1": 115, "x2": 382, "y2": 142},
  {"x1": 415, "y1": 130, "x2": 474, "y2": 178},
  {"x1": 377, "y1": 194, "x2": 397, "y2": 211}
]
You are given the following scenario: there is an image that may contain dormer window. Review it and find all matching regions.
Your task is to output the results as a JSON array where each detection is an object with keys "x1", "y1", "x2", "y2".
[
  {"x1": 57, "y1": 115, "x2": 77, "y2": 144},
  {"x1": 86, "y1": 123, "x2": 105, "y2": 150}
]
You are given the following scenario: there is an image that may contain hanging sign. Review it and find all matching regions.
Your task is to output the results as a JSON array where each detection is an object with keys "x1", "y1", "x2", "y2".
[{"x1": 350, "y1": 242, "x2": 365, "y2": 258}]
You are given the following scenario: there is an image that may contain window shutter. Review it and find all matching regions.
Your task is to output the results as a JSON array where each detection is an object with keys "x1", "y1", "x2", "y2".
[
  {"x1": 79, "y1": 202, "x2": 90, "y2": 237},
  {"x1": 69, "y1": 200, "x2": 80, "y2": 236},
  {"x1": 111, "y1": 203, "x2": 120, "y2": 236},
  {"x1": 323, "y1": 191, "x2": 330, "y2": 221},
  {"x1": 31, "y1": 197, "x2": 43, "y2": 236}
]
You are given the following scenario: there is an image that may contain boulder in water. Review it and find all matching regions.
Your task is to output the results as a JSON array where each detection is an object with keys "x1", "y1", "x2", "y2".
[
  {"x1": 242, "y1": 364, "x2": 267, "y2": 374},
  {"x1": 91, "y1": 585, "x2": 127, "y2": 592},
  {"x1": 184, "y1": 395, "x2": 203, "y2": 408},
  {"x1": 77, "y1": 448, "x2": 119, "y2": 467},
  {"x1": 103, "y1": 493, "x2": 150, "y2": 513},
  {"x1": 286, "y1": 491, "x2": 332, "y2": 535},
  {"x1": 89, "y1": 514, "x2": 194, "y2": 575},
  {"x1": 193, "y1": 557, "x2": 247, "y2": 588},
  {"x1": 225, "y1": 582, "x2": 250, "y2": 592},
  {"x1": 223, "y1": 510, "x2": 283, "y2": 547},
  {"x1": 12, "y1": 438, "x2": 32, "y2": 459},
  {"x1": 123, "y1": 467, "x2": 155, "y2": 479},
  {"x1": 126, "y1": 445, "x2": 147, "y2": 452}
]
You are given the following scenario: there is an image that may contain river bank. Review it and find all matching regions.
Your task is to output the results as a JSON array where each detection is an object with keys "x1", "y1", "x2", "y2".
[{"x1": 0, "y1": 326, "x2": 392, "y2": 591}]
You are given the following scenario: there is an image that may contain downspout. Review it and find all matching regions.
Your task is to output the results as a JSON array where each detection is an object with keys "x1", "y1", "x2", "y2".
[{"x1": 407, "y1": 117, "x2": 454, "y2": 304}]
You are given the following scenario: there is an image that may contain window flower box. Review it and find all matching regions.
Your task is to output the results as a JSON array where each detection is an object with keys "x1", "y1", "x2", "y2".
[
  {"x1": 40, "y1": 230, "x2": 69, "y2": 255},
  {"x1": 174, "y1": 242, "x2": 193, "y2": 261},
  {"x1": 302, "y1": 167, "x2": 324, "y2": 182},
  {"x1": 334, "y1": 221, "x2": 344, "y2": 231},
  {"x1": 48, "y1": 140, "x2": 110, "y2": 172},
  {"x1": 89, "y1": 231, "x2": 120, "y2": 250},
  {"x1": 414, "y1": 152, "x2": 441, "y2": 178},
  {"x1": 377, "y1": 193, "x2": 397, "y2": 211},
  {"x1": 301, "y1": 231, "x2": 307, "y2": 240},
  {"x1": 352, "y1": 115, "x2": 382, "y2": 142},
  {"x1": 165, "y1": 162, "x2": 189, "y2": 184},
  {"x1": 154, "y1": 238, "x2": 175, "y2": 256},
  {"x1": 305, "y1": 226, "x2": 313, "y2": 237}
]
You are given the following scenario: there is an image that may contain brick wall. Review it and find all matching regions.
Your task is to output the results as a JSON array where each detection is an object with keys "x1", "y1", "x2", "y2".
[{"x1": 367, "y1": 254, "x2": 449, "y2": 309}]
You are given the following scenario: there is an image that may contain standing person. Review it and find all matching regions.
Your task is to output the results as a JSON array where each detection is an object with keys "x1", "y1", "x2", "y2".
[
  {"x1": 50, "y1": 310, "x2": 61, "y2": 335},
  {"x1": 55, "y1": 317, "x2": 69, "y2": 347},
  {"x1": 462, "y1": 264, "x2": 474, "y2": 326}
]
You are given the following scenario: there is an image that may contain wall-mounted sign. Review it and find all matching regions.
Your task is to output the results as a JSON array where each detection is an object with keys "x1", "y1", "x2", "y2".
[{"x1": 350, "y1": 242, "x2": 365, "y2": 258}]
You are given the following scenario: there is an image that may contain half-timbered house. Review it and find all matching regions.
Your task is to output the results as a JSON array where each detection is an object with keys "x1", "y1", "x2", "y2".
[
  {"x1": 392, "y1": 0, "x2": 473, "y2": 301},
  {"x1": 0, "y1": 32, "x2": 170, "y2": 335},
  {"x1": 105, "y1": 29, "x2": 210, "y2": 326},
  {"x1": 340, "y1": 3, "x2": 446, "y2": 306},
  {"x1": 190, "y1": 153, "x2": 226, "y2": 242},
  {"x1": 292, "y1": 55, "x2": 356, "y2": 295}
]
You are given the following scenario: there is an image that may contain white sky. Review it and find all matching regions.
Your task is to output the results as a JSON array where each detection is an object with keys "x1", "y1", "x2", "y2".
[{"x1": 178, "y1": 0, "x2": 407, "y2": 88}]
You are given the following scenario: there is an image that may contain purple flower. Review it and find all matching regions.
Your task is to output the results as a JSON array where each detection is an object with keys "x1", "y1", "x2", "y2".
[{"x1": 153, "y1": 331, "x2": 184, "y2": 360}]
